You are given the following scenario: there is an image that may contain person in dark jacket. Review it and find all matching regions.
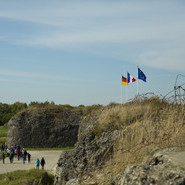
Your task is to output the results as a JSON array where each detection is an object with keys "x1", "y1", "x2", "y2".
[
  {"x1": 2, "y1": 152, "x2": 5, "y2": 164},
  {"x1": 40, "y1": 157, "x2": 46, "y2": 169},
  {"x1": 17, "y1": 148, "x2": 21, "y2": 160},
  {"x1": 23, "y1": 153, "x2": 26, "y2": 164},
  {"x1": 9, "y1": 151, "x2": 14, "y2": 163},
  {"x1": 27, "y1": 153, "x2": 31, "y2": 163}
]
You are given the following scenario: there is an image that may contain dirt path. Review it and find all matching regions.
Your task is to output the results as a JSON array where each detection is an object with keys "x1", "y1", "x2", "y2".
[
  {"x1": 0, "y1": 150, "x2": 63, "y2": 175},
  {"x1": 160, "y1": 150, "x2": 185, "y2": 167}
]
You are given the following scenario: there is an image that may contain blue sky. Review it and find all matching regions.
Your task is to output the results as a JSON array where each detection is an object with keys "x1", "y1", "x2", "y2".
[{"x1": 0, "y1": 0, "x2": 185, "y2": 106}]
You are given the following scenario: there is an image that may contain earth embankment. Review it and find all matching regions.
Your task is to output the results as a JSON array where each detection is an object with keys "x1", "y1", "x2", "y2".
[{"x1": 54, "y1": 100, "x2": 185, "y2": 184}]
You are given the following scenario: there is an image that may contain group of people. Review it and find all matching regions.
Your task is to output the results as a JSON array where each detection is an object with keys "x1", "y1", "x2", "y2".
[
  {"x1": 36, "y1": 157, "x2": 46, "y2": 169},
  {"x1": 1, "y1": 144, "x2": 31, "y2": 164},
  {"x1": 0, "y1": 144, "x2": 46, "y2": 169}
]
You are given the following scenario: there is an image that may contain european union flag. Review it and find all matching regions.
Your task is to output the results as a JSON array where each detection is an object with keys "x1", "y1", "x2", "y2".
[{"x1": 138, "y1": 68, "x2": 146, "y2": 82}]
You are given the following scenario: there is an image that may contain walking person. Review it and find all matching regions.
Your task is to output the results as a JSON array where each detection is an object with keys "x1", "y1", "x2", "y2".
[
  {"x1": 23, "y1": 153, "x2": 26, "y2": 164},
  {"x1": 17, "y1": 147, "x2": 21, "y2": 160},
  {"x1": 40, "y1": 157, "x2": 46, "y2": 169},
  {"x1": 22, "y1": 149, "x2": 27, "y2": 164},
  {"x1": 23, "y1": 149, "x2": 27, "y2": 161},
  {"x1": 2, "y1": 152, "x2": 5, "y2": 164},
  {"x1": 11, "y1": 148, "x2": 15, "y2": 163},
  {"x1": 27, "y1": 153, "x2": 31, "y2": 163},
  {"x1": 36, "y1": 158, "x2": 40, "y2": 169},
  {"x1": 9, "y1": 153, "x2": 12, "y2": 163},
  {"x1": 9, "y1": 151, "x2": 14, "y2": 163}
]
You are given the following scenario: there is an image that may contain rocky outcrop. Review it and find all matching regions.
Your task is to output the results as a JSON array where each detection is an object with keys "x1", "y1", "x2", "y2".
[
  {"x1": 54, "y1": 102, "x2": 185, "y2": 185},
  {"x1": 54, "y1": 112, "x2": 120, "y2": 185},
  {"x1": 114, "y1": 154, "x2": 185, "y2": 185},
  {"x1": 6, "y1": 107, "x2": 82, "y2": 148},
  {"x1": 55, "y1": 131, "x2": 117, "y2": 184}
]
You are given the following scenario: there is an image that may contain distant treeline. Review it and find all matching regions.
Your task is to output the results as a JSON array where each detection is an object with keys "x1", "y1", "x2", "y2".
[
  {"x1": 0, "y1": 102, "x2": 27, "y2": 126},
  {"x1": 0, "y1": 101, "x2": 56, "y2": 126},
  {"x1": 0, "y1": 100, "x2": 105, "y2": 126},
  {"x1": 0, "y1": 100, "x2": 104, "y2": 126}
]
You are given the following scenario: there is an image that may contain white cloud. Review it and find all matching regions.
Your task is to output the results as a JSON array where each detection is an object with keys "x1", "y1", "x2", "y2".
[
  {"x1": 0, "y1": 69, "x2": 101, "y2": 84},
  {"x1": 1, "y1": 0, "x2": 185, "y2": 71},
  {"x1": 1, "y1": 1, "x2": 185, "y2": 45},
  {"x1": 0, "y1": 1, "x2": 145, "y2": 26},
  {"x1": 0, "y1": 70, "x2": 62, "y2": 80},
  {"x1": 21, "y1": 20, "x2": 185, "y2": 47},
  {"x1": 139, "y1": 48, "x2": 185, "y2": 71}
]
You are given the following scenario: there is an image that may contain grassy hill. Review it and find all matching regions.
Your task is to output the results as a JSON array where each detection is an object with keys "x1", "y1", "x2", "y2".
[{"x1": 55, "y1": 98, "x2": 185, "y2": 184}]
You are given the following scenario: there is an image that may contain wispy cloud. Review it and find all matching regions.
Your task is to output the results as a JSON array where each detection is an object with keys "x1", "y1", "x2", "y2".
[
  {"x1": 0, "y1": 70, "x2": 78, "y2": 87},
  {"x1": 1, "y1": 1, "x2": 185, "y2": 71},
  {"x1": 0, "y1": 70, "x2": 62, "y2": 80},
  {"x1": 139, "y1": 48, "x2": 185, "y2": 71},
  {"x1": 0, "y1": 1, "x2": 145, "y2": 26},
  {"x1": 0, "y1": 69, "x2": 103, "y2": 84}
]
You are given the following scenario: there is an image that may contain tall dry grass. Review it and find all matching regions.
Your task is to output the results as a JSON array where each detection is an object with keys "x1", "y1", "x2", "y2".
[
  {"x1": 94, "y1": 100, "x2": 173, "y2": 136},
  {"x1": 89, "y1": 100, "x2": 185, "y2": 183}
]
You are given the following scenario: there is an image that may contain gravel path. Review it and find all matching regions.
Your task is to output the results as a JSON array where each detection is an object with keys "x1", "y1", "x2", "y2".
[
  {"x1": 160, "y1": 150, "x2": 185, "y2": 167},
  {"x1": 0, "y1": 150, "x2": 63, "y2": 175}
]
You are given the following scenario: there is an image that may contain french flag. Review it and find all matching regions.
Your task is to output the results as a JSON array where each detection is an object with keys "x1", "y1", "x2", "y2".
[{"x1": 127, "y1": 72, "x2": 136, "y2": 83}]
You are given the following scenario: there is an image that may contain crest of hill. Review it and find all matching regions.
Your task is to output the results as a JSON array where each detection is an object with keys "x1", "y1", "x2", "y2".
[
  {"x1": 6, "y1": 104, "x2": 83, "y2": 148},
  {"x1": 55, "y1": 99, "x2": 185, "y2": 185},
  {"x1": 6, "y1": 103, "x2": 103, "y2": 148}
]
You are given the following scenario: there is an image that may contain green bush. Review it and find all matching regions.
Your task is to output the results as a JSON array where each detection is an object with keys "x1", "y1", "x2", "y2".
[
  {"x1": 0, "y1": 126, "x2": 7, "y2": 144},
  {"x1": 0, "y1": 102, "x2": 27, "y2": 126}
]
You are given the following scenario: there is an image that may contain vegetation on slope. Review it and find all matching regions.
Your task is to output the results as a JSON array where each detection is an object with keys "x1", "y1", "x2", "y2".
[
  {"x1": 94, "y1": 98, "x2": 184, "y2": 136},
  {"x1": 0, "y1": 169, "x2": 54, "y2": 185},
  {"x1": 0, "y1": 102, "x2": 27, "y2": 126},
  {"x1": 0, "y1": 100, "x2": 103, "y2": 126},
  {"x1": 0, "y1": 126, "x2": 8, "y2": 144},
  {"x1": 73, "y1": 98, "x2": 185, "y2": 184}
]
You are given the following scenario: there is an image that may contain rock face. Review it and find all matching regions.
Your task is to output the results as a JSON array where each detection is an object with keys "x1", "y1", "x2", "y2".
[
  {"x1": 54, "y1": 102, "x2": 185, "y2": 185},
  {"x1": 54, "y1": 114, "x2": 119, "y2": 185},
  {"x1": 114, "y1": 154, "x2": 185, "y2": 185},
  {"x1": 6, "y1": 107, "x2": 81, "y2": 148},
  {"x1": 55, "y1": 131, "x2": 117, "y2": 184}
]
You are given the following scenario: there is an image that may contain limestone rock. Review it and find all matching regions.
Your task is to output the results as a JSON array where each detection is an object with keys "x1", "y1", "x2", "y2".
[
  {"x1": 54, "y1": 114, "x2": 118, "y2": 185},
  {"x1": 6, "y1": 107, "x2": 81, "y2": 148},
  {"x1": 114, "y1": 155, "x2": 185, "y2": 185},
  {"x1": 54, "y1": 102, "x2": 185, "y2": 184}
]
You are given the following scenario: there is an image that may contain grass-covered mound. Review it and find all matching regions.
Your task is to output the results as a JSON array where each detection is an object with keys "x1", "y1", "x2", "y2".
[
  {"x1": 94, "y1": 99, "x2": 184, "y2": 136},
  {"x1": 92, "y1": 99, "x2": 185, "y2": 181},
  {"x1": 0, "y1": 169, "x2": 54, "y2": 185},
  {"x1": 55, "y1": 98, "x2": 185, "y2": 184}
]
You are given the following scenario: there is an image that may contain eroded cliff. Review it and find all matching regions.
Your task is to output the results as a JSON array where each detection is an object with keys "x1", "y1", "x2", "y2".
[
  {"x1": 6, "y1": 106, "x2": 82, "y2": 148},
  {"x1": 54, "y1": 100, "x2": 185, "y2": 185}
]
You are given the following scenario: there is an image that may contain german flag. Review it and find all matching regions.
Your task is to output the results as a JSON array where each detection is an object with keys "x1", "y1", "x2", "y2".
[{"x1": 122, "y1": 76, "x2": 128, "y2": 86}]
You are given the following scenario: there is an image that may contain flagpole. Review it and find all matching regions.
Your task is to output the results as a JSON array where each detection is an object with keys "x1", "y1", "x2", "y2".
[
  {"x1": 126, "y1": 72, "x2": 128, "y2": 102},
  {"x1": 126, "y1": 83, "x2": 128, "y2": 102},
  {"x1": 121, "y1": 84, "x2": 123, "y2": 104},
  {"x1": 121, "y1": 74, "x2": 123, "y2": 104},
  {"x1": 137, "y1": 66, "x2": 139, "y2": 96}
]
